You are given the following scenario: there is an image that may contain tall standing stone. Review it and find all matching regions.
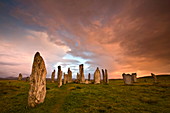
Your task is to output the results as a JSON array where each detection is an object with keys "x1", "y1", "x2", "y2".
[
  {"x1": 51, "y1": 70, "x2": 55, "y2": 83},
  {"x1": 94, "y1": 67, "x2": 101, "y2": 84},
  {"x1": 79, "y1": 64, "x2": 85, "y2": 83},
  {"x1": 18, "y1": 73, "x2": 22, "y2": 81},
  {"x1": 67, "y1": 68, "x2": 72, "y2": 83},
  {"x1": 105, "y1": 69, "x2": 109, "y2": 84},
  {"x1": 88, "y1": 73, "x2": 91, "y2": 81},
  {"x1": 131, "y1": 73, "x2": 137, "y2": 83},
  {"x1": 151, "y1": 73, "x2": 157, "y2": 83},
  {"x1": 57, "y1": 66, "x2": 62, "y2": 88},
  {"x1": 122, "y1": 73, "x2": 133, "y2": 85},
  {"x1": 64, "y1": 73, "x2": 68, "y2": 85},
  {"x1": 28, "y1": 52, "x2": 47, "y2": 107},
  {"x1": 102, "y1": 69, "x2": 105, "y2": 83}
]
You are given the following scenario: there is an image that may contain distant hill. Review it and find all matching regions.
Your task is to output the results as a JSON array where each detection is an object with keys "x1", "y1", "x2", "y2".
[
  {"x1": 138, "y1": 74, "x2": 170, "y2": 79},
  {"x1": 0, "y1": 76, "x2": 18, "y2": 80}
]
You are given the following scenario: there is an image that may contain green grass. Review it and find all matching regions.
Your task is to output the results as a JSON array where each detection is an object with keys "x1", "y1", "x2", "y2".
[{"x1": 0, "y1": 76, "x2": 170, "y2": 113}]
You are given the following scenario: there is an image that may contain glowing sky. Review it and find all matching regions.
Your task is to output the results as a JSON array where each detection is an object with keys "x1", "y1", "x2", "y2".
[{"x1": 0, "y1": 0, "x2": 170, "y2": 78}]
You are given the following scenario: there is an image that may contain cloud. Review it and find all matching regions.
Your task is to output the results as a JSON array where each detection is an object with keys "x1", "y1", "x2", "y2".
[
  {"x1": 0, "y1": 62, "x2": 20, "y2": 66},
  {"x1": 0, "y1": 0, "x2": 170, "y2": 78}
]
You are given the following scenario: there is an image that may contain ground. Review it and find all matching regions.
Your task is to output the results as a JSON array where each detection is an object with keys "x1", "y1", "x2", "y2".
[{"x1": 0, "y1": 76, "x2": 170, "y2": 113}]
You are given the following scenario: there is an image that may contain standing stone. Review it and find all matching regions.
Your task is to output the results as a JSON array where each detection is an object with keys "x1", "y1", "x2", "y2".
[
  {"x1": 57, "y1": 66, "x2": 62, "y2": 88},
  {"x1": 76, "y1": 73, "x2": 80, "y2": 83},
  {"x1": 102, "y1": 69, "x2": 105, "y2": 83},
  {"x1": 105, "y1": 69, "x2": 109, "y2": 84},
  {"x1": 79, "y1": 64, "x2": 85, "y2": 83},
  {"x1": 122, "y1": 73, "x2": 125, "y2": 82},
  {"x1": 18, "y1": 73, "x2": 22, "y2": 81},
  {"x1": 67, "y1": 68, "x2": 72, "y2": 83},
  {"x1": 51, "y1": 70, "x2": 55, "y2": 83},
  {"x1": 131, "y1": 73, "x2": 137, "y2": 83},
  {"x1": 64, "y1": 73, "x2": 68, "y2": 85},
  {"x1": 122, "y1": 73, "x2": 133, "y2": 85},
  {"x1": 88, "y1": 73, "x2": 91, "y2": 81},
  {"x1": 94, "y1": 67, "x2": 101, "y2": 84},
  {"x1": 151, "y1": 73, "x2": 157, "y2": 83},
  {"x1": 28, "y1": 52, "x2": 47, "y2": 107},
  {"x1": 26, "y1": 77, "x2": 30, "y2": 82}
]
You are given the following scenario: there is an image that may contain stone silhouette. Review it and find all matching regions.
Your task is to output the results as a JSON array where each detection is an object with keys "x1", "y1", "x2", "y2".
[
  {"x1": 105, "y1": 69, "x2": 109, "y2": 84},
  {"x1": 64, "y1": 73, "x2": 68, "y2": 85},
  {"x1": 122, "y1": 73, "x2": 133, "y2": 85},
  {"x1": 102, "y1": 69, "x2": 106, "y2": 83},
  {"x1": 88, "y1": 73, "x2": 91, "y2": 81},
  {"x1": 101, "y1": 69, "x2": 109, "y2": 84},
  {"x1": 51, "y1": 70, "x2": 55, "y2": 83},
  {"x1": 57, "y1": 66, "x2": 62, "y2": 88},
  {"x1": 77, "y1": 73, "x2": 80, "y2": 83},
  {"x1": 26, "y1": 77, "x2": 30, "y2": 82},
  {"x1": 151, "y1": 73, "x2": 157, "y2": 83},
  {"x1": 131, "y1": 73, "x2": 137, "y2": 83},
  {"x1": 94, "y1": 67, "x2": 101, "y2": 84},
  {"x1": 79, "y1": 64, "x2": 85, "y2": 83},
  {"x1": 28, "y1": 52, "x2": 47, "y2": 107},
  {"x1": 67, "y1": 68, "x2": 72, "y2": 83},
  {"x1": 18, "y1": 73, "x2": 22, "y2": 81}
]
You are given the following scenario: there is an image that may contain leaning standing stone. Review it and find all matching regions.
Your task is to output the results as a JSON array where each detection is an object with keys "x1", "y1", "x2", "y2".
[
  {"x1": 122, "y1": 73, "x2": 133, "y2": 85},
  {"x1": 58, "y1": 66, "x2": 62, "y2": 88},
  {"x1": 51, "y1": 70, "x2": 55, "y2": 83},
  {"x1": 94, "y1": 67, "x2": 101, "y2": 84},
  {"x1": 28, "y1": 52, "x2": 47, "y2": 107},
  {"x1": 18, "y1": 73, "x2": 22, "y2": 81}
]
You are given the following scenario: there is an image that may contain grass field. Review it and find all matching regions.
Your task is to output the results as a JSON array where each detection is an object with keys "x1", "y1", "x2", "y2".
[{"x1": 0, "y1": 76, "x2": 170, "y2": 113}]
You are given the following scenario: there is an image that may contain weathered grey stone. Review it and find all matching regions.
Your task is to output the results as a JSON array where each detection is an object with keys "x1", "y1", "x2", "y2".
[
  {"x1": 122, "y1": 73, "x2": 133, "y2": 85},
  {"x1": 26, "y1": 77, "x2": 30, "y2": 82},
  {"x1": 28, "y1": 52, "x2": 47, "y2": 107},
  {"x1": 94, "y1": 67, "x2": 101, "y2": 84},
  {"x1": 79, "y1": 64, "x2": 85, "y2": 83},
  {"x1": 57, "y1": 66, "x2": 62, "y2": 88},
  {"x1": 151, "y1": 73, "x2": 157, "y2": 83},
  {"x1": 105, "y1": 69, "x2": 109, "y2": 84},
  {"x1": 131, "y1": 73, "x2": 137, "y2": 83},
  {"x1": 67, "y1": 68, "x2": 72, "y2": 83},
  {"x1": 88, "y1": 73, "x2": 91, "y2": 81},
  {"x1": 64, "y1": 73, "x2": 68, "y2": 84},
  {"x1": 18, "y1": 73, "x2": 22, "y2": 81},
  {"x1": 51, "y1": 70, "x2": 55, "y2": 83}
]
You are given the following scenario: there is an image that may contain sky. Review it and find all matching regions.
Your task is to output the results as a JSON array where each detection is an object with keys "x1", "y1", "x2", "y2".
[{"x1": 0, "y1": 0, "x2": 170, "y2": 79}]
